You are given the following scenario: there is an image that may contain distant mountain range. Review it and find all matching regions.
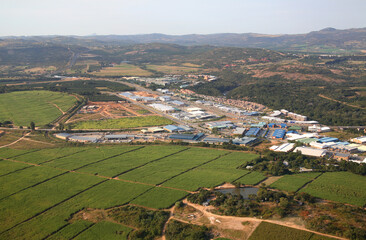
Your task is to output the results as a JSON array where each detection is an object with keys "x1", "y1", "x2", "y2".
[{"x1": 1, "y1": 27, "x2": 366, "y2": 53}]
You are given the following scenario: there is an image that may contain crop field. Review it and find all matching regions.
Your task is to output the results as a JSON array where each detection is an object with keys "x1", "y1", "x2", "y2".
[
  {"x1": 300, "y1": 172, "x2": 366, "y2": 207},
  {"x1": 236, "y1": 171, "x2": 267, "y2": 185},
  {"x1": 146, "y1": 64, "x2": 202, "y2": 74},
  {"x1": 42, "y1": 146, "x2": 139, "y2": 170},
  {"x1": 74, "y1": 221, "x2": 132, "y2": 240},
  {"x1": 0, "y1": 90, "x2": 78, "y2": 126},
  {"x1": 269, "y1": 172, "x2": 322, "y2": 192},
  {"x1": 77, "y1": 145, "x2": 187, "y2": 177},
  {"x1": 91, "y1": 63, "x2": 152, "y2": 77},
  {"x1": 70, "y1": 115, "x2": 174, "y2": 129},
  {"x1": 249, "y1": 222, "x2": 335, "y2": 240},
  {"x1": 118, "y1": 148, "x2": 226, "y2": 185},
  {"x1": 131, "y1": 187, "x2": 189, "y2": 209},
  {"x1": 162, "y1": 152, "x2": 258, "y2": 191},
  {"x1": 0, "y1": 145, "x2": 360, "y2": 239}
]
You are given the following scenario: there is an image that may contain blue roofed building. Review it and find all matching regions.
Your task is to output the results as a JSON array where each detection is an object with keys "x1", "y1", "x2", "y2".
[
  {"x1": 163, "y1": 125, "x2": 185, "y2": 133},
  {"x1": 245, "y1": 128, "x2": 261, "y2": 137},
  {"x1": 318, "y1": 137, "x2": 339, "y2": 143},
  {"x1": 272, "y1": 129, "x2": 286, "y2": 139}
]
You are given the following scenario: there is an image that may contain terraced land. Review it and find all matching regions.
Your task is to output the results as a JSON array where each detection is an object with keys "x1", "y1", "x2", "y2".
[
  {"x1": 269, "y1": 172, "x2": 322, "y2": 192},
  {"x1": 0, "y1": 90, "x2": 78, "y2": 126},
  {"x1": 0, "y1": 145, "x2": 264, "y2": 239},
  {"x1": 300, "y1": 172, "x2": 366, "y2": 207}
]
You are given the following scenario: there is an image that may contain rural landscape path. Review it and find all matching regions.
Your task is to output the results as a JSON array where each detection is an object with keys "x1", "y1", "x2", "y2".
[
  {"x1": 182, "y1": 200, "x2": 347, "y2": 240},
  {"x1": 318, "y1": 94, "x2": 366, "y2": 110},
  {"x1": 0, "y1": 132, "x2": 31, "y2": 148}
]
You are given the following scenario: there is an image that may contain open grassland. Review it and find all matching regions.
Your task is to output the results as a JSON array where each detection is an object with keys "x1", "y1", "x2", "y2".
[
  {"x1": 0, "y1": 90, "x2": 78, "y2": 126},
  {"x1": 269, "y1": 172, "x2": 322, "y2": 192},
  {"x1": 162, "y1": 152, "x2": 258, "y2": 191},
  {"x1": 301, "y1": 172, "x2": 366, "y2": 207},
  {"x1": 249, "y1": 222, "x2": 336, "y2": 240},
  {"x1": 146, "y1": 64, "x2": 201, "y2": 74},
  {"x1": 70, "y1": 115, "x2": 174, "y2": 129},
  {"x1": 91, "y1": 63, "x2": 152, "y2": 76}
]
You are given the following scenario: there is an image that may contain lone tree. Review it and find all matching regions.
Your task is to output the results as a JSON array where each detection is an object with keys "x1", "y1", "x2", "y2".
[{"x1": 30, "y1": 121, "x2": 35, "y2": 131}]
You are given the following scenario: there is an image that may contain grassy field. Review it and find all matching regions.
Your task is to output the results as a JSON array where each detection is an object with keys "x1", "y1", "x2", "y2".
[
  {"x1": 91, "y1": 63, "x2": 152, "y2": 77},
  {"x1": 74, "y1": 221, "x2": 132, "y2": 240},
  {"x1": 301, "y1": 172, "x2": 366, "y2": 207},
  {"x1": 269, "y1": 172, "x2": 322, "y2": 192},
  {"x1": 236, "y1": 171, "x2": 267, "y2": 185},
  {"x1": 70, "y1": 115, "x2": 174, "y2": 129},
  {"x1": 146, "y1": 64, "x2": 201, "y2": 74},
  {"x1": 118, "y1": 148, "x2": 226, "y2": 185},
  {"x1": 162, "y1": 152, "x2": 258, "y2": 191},
  {"x1": 249, "y1": 222, "x2": 336, "y2": 240},
  {"x1": 131, "y1": 187, "x2": 189, "y2": 209},
  {"x1": 0, "y1": 145, "x2": 356, "y2": 239},
  {"x1": 0, "y1": 90, "x2": 78, "y2": 126}
]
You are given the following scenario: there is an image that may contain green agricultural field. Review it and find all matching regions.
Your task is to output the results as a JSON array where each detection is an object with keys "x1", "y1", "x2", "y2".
[
  {"x1": 91, "y1": 63, "x2": 152, "y2": 77},
  {"x1": 46, "y1": 220, "x2": 94, "y2": 240},
  {"x1": 70, "y1": 115, "x2": 174, "y2": 129},
  {"x1": 74, "y1": 221, "x2": 132, "y2": 240},
  {"x1": 236, "y1": 171, "x2": 267, "y2": 185},
  {"x1": 270, "y1": 172, "x2": 322, "y2": 193},
  {"x1": 0, "y1": 166, "x2": 65, "y2": 199},
  {"x1": 162, "y1": 152, "x2": 257, "y2": 191},
  {"x1": 131, "y1": 187, "x2": 189, "y2": 209},
  {"x1": 119, "y1": 148, "x2": 225, "y2": 185},
  {"x1": 42, "y1": 146, "x2": 138, "y2": 170},
  {"x1": 12, "y1": 147, "x2": 88, "y2": 164},
  {"x1": 301, "y1": 172, "x2": 366, "y2": 207},
  {"x1": 0, "y1": 159, "x2": 30, "y2": 176},
  {"x1": 0, "y1": 90, "x2": 78, "y2": 126},
  {"x1": 249, "y1": 222, "x2": 336, "y2": 240},
  {"x1": 77, "y1": 145, "x2": 187, "y2": 177}
]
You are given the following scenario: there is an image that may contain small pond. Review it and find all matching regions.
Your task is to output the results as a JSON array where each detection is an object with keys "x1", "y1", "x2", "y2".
[{"x1": 215, "y1": 187, "x2": 258, "y2": 199}]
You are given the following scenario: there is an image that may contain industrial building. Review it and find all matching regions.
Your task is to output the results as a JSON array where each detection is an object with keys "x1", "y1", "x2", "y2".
[
  {"x1": 270, "y1": 143, "x2": 295, "y2": 152},
  {"x1": 163, "y1": 125, "x2": 186, "y2": 133},
  {"x1": 293, "y1": 147, "x2": 327, "y2": 157},
  {"x1": 272, "y1": 129, "x2": 286, "y2": 139},
  {"x1": 169, "y1": 133, "x2": 205, "y2": 142},
  {"x1": 245, "y1": 128, "x2": 261, "y2": 137},
  {"x1": 351, "y1": 136, "x2": 366, "y2": 144},
  {"x1": 149, "y1": 103, "x2": 177, "y2": 113},
  {"x1": 206, "y1": 121, "x2": 235, "y2": 130}
]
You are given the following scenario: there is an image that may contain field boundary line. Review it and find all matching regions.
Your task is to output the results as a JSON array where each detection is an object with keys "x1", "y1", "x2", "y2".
[
  {"x1": 0, "y1": 179, "x2": 109, "y2": 235},
  {"x1": 11, "y1": 148, "x2": 42, "y2": 159},
  {"x1": 72, "y1": 146, "x2": 145, "y2": 171},
  {"x1": 39, "y1": 148, "x2": 91, "y2": 165},
  {"x1": 112, "y1": 147, "x2": 190, "y2": 178},
  {"x1": 0, "y1": 165, "x2": 33, "y2": 178},
  {"x1": 295, "y1": 172, "x2": 324, "y2": 193},
  {"x1": 231, "y1": 171, "x2": 252, "y2": 183},
  {"x1": 42, "y1": 222, "x2": 76, "y2": 240},
  {"x1": 42, "y1": 223, "x2": 71, "y2": 240},
  {"x1": 0, "y1": 172, "x2": 69, "y2": 201},
  {"x1": 157, "y1": 152, "x2": 232, "y2": 186},
  {"x1": 69, "y1": 223, "x2": 96, "y2": 240}
]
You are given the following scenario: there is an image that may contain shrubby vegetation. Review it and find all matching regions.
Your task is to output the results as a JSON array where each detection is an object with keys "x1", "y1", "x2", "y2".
[
  {"x1": 108, "y1": 205, "x2": 169, "y2": 240},
  {"x1": 165, "y1": 220, "x2": 211, "y2": 240}
]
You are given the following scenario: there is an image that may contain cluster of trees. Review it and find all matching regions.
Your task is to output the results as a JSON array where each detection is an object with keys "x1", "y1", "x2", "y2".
[
  {"x1": 165, "y1": 220, "x2": 211, "y2": 240},
  {"x1": 240, "y1": 151, "x2": 366, "y2": 176},
  {"x1": 107, "y1": 205, "x2": 169, "y2": 240},
  {"x1": 191, "y1": 70, "x2": 366, "y2": 126}
]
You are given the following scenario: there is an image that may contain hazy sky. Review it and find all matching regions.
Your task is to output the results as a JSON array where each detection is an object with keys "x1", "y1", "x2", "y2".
[{"x1": 0, "y1": 0, "x2": 365, "y2": 36}]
